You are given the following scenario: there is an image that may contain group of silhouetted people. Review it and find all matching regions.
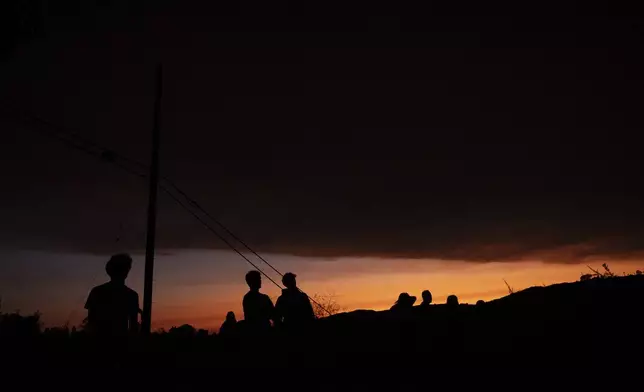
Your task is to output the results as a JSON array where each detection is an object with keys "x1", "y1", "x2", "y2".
[
  {"x1": 234, "y1": 270, "x2": 315, "y2": 335},
  {"x1": 84, "y1": 254, "x2": 315, "y2": 340},
  {"x1": 84, "y1": 253, "x2": 478, "y2": 343},
  {"x1": 390, "y1": 289, "x2": 461, "y2": 311}
]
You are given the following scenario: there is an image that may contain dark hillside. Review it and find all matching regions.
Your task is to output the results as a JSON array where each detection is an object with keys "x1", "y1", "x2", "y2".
[{"x1": 2, "y1": 275, "x2": 643, "y2": 390}]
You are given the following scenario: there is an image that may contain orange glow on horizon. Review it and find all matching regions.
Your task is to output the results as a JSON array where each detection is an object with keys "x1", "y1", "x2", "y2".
[
  {"x1": 149, "y1": 258, "x2": 644, "y2": 332},
  {"x1": 7, "y1": 251, "x2": 639, "y2": 331}
]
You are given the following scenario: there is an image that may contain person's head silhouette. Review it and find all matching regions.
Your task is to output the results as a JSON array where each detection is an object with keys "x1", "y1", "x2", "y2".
[
  {"x1": 282, "y1": 272, "x2": 297, "y2": 289},
  {"x1": 245, "y1": 270, "x2": 262, "y2": 291},
  {"x1": 446, "y1": 294, "x2": 459, "y2": 307},
  {"x1": 105, "y1": 253, "x2": 132, "y2": 283},
  {"x1": 396, "y1": 292, "x2": 416, "y2": 307},
  {"x1": 421, "y1": 290, "x2": 433, "y2": 305},
  {"x1": 476, "y1": 299, "x2": 485, "y2": 306},
  {"x1": 226, "y1": 311, "x2": 236, "y2": 323}
]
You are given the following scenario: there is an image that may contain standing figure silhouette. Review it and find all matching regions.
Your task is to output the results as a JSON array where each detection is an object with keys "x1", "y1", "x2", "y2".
[
  {"x1": 85, "y1": 253, "x2": 140, "y2": 338},
  {"x1": 275, "y1": 272, "x2": 315, "y2": 329},
  {"x1": 242, "y1": 270, "x2": 275, "y2": 333},
  {"x1": 418, "y1": 290, "x2": 433, "y2": 309}
]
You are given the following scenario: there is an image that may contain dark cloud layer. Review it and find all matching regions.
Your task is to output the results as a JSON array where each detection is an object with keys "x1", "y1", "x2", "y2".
[{"x1": 1, "y1": 1, "x2": 644, "y2": 263}]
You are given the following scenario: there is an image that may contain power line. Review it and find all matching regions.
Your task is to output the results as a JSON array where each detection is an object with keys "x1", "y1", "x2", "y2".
[
  {"x1": 167, "y1": 182, "x2": 332, "y2": 314},
  {"x1": 6, "y1": 106, "x2": 286, "y2": 276},
  {"x1": 8, "y1": 107, "x2": 283, "y2": 289},
  {"x1": 162, "y1": 180, "x2": 286, "y2": 278},
  {"x1": 109, "y1": 161, "x2": 291, "y2": 300},
  {"x1": 159, "y1": 187, "x2": 284, "y2": 290},
  {"x1": 6, "y1": 105, "x2": 284, "y2": 277},
  {"x1": 6, "y1": 106, "x2": 332, "y2": 314},
  {"x1": 162, "y1": 181, "x2": 333, "y2": 314}
]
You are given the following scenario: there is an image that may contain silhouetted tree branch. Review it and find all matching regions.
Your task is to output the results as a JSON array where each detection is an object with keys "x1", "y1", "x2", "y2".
[{"x1": 311, "y1": 292, "x2": 346, "y2": 319}]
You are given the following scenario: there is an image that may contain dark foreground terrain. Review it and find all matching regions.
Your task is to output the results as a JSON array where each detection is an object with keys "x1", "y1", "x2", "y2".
[{"x1": 2, "y1": 275, "x2": 643, "y2": 391}]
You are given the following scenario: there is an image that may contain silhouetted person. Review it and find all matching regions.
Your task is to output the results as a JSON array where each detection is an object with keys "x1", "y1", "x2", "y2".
[
  {"x1": 242, "y1": 271, "x2": 275, "y2": 332},
  {"x1": 476, "y1": 299, "x2": 485, "y2": 306},
  {"x1": 418, "y1": 290, "x2": 433, "y2": 309},
  {"x1": 84, "y1": 253, "x2": 139, "y2": 338},
  {"x1": 390, "y1": 292, "x2": 416, "y2": 311},
  {"x1": 219, "y1": 311, "x2": 237, "y2": 338},
  {"x1": 446, "y1": 294, "x2": 459, "y2": 307},
  {"x1": 275, "y1": 272, "x2": 315, "y2": 329}
]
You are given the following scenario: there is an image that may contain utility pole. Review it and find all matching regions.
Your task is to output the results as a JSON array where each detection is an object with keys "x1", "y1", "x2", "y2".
[{"x1": 142, "y1": 64, "x2": 163, "y2": 335}]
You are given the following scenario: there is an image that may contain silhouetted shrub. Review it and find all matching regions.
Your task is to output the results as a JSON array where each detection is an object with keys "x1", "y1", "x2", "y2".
[
  {"x1": 0, "y1": 310, "x2": 42, "y2": 338},
  {"x1": 311, "y1": 292, "x2": 347, "y2": 319},
  {"x1": 580, "y1": 264, "x2": 641, "y2": 281},
  {"x1": 168, "y1": 324, "x2": 197, "y2": 338}
]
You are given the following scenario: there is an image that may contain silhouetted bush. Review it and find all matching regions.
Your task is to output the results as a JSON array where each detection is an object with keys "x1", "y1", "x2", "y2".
[
  {"x1": 580, "y1": 263, "x2": 642, "y2": 281},
  {"x1": 311, "y1": 292, "x2": 347, "y2": 319},
  {"x1": 0, "y1": 310, "x2": 42, "y2": 338},
  {"x1": 168, "y1": 324, "x2": 197, "y2": 338}
]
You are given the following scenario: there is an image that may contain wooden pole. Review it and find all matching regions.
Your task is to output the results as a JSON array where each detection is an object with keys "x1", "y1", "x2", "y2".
[{"x1": 142, "y1": 64, "x2": 163, "y2": 335}]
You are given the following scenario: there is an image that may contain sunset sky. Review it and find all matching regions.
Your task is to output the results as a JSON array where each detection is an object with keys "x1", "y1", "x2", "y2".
[
  {"x1": 1, "y1": 3, "x2": 643, "y2": 330},
  {"x1": 2, "y1": 249, "x2": 642, "y2": 330}
]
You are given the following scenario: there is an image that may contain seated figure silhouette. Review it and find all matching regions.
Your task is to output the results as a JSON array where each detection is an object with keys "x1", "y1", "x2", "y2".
[
  {"x1": 390, "y1": 292, "x2": 416, "y2": 311},
  {"x1": 275, "y1": 272, "x2": 315, "y2": 329},
  {"x1": 84, "y1": 253, "x2": 139, "y2": 338},
  {"x1": 242, "y1": 271, "x2": 275, "y2": 332},
  {"x1": 418, "y1": 289, "x2": 433, "y2": 309},
  {"x1": 219, "y1": 311, "x2": 237, "y2": 336},
  {"x1": 446, "y1": 294, "x2": 459, "y2": 307}
]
